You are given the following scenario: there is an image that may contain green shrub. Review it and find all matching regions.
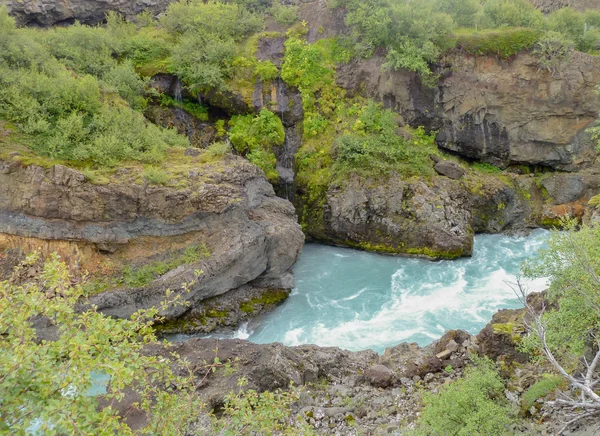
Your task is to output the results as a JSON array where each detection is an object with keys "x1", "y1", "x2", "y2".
[
  {"x1": 143, "y1": 166, "x2": 170, "y2": 185},
  {"x1": 415, "y1": 358, "x2": 515, "y2": 436},
  {"x1": 255, "y1": 59, "x2": 279, "y2": 81},
  {"x1": 247, "y1": 148, "x2": 279, "y2": 182},
  {"x1": 271, "y1": 1, "x2": 298, "y2": 25},
  {"x1": 521, "y1": 224, "x2": 600, "y2": 366},
  {"x1": 520, "y1": 375, "x2": 564, "y2": 414},
  {"x1": 0, "y1": 252, "x2": 201, "y2": 434},
  {"x1": 214, "y1": 377, "x2": 315, "y2": 435},
  {"x1": 206, "y1": 141, "x2": 232, "y2": 157},
  {"x1": 101, "y1": 61, "x2": 149, "y2": 110},
  {"x1": 548, "y1": 6, "x2": 600, "y2": 53},
  {"x1": 161, "y1": 0, "x2": 263, "y2": 39},
  {"x1": 229, "y1": 109, "x2": 284, "y2": 153},
  {"x1": 534, "y1": 31, "x2": 574, "y2": 74},
  {"x1": 480, "y1": 0, "x2": 544, "y2": 29}
]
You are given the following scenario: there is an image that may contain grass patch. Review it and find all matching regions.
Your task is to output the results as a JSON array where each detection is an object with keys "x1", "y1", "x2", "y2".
[
  {"x1": 122, "y1": 244, "x2": 210, "y2": 288},
  {"x1": 471, "y1": 162, "x2": 503, "y2": 174},
  {"x1": 453, "y1": 27, "x2": 541, "y2": 59}
]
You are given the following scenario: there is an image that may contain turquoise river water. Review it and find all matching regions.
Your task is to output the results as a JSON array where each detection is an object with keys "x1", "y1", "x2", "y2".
[{"x1": 171, "y1": 230, "x2": 550, "y2": 353}]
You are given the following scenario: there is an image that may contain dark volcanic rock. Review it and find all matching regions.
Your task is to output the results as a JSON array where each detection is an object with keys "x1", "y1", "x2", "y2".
[
  {"x1": 0, "y1": 155, "x2": 304, "y2": 322},
  {"x1": 434, "y1": 160, "x2": 466, "y2": 180},
  {"x1": 5, "y1": 0, "x2": 176, "y2": 26},
  {"x1": 364, "y1": 364, "x2": 395, "y2": 388}
]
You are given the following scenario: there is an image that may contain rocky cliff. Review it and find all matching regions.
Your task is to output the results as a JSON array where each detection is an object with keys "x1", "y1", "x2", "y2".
[
  {"x1": 339, "y1": 51, "x2": 600, "y2": 171},
  {"x1": 3, "y1": 0, "x2": 175, "y2": 26},
  {"x1": 0, "y1": 150, "x2": 304, "y2": 324}
]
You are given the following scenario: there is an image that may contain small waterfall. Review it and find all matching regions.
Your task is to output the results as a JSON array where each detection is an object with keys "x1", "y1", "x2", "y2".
[{"x1": 174, "y1": 78, "x2": 183, "y2": 103}]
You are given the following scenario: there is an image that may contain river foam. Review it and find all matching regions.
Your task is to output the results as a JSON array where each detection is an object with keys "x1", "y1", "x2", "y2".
[{"x1": 173, "y1": 230, "x2": 549, "y2": 353}]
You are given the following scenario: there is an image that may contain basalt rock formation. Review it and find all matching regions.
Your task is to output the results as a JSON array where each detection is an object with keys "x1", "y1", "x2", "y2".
[
  {"x1": 0, "y1": 153, "x2": 304, "y2": 322},
  {"x1": 4, "y1": 0, "x2": 176, "y2": 26},
  {"x1": 339, "y1": 51, "x2": 600, "y2": 171}
]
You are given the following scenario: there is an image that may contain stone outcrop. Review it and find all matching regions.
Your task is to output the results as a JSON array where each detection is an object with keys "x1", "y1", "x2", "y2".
[
  {"x1": 4, "y1": 0, "x2": 176, "y2": 26},
  {"x1": 0, "y1": 154, "x2": 304, "y2": 321},
  {"x1": 339, "y1": 51, "x2": 600, "y2": 171},
  {"x1": 530, "y1": 0, "x2": 600, "y2": 13}
]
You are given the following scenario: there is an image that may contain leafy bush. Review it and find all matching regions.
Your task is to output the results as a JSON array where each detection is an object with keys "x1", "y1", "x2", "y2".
[
  {"x1": 143, "y1": 166, "x2": 170, "y2": 185},
  {"x1": 271, "y1": 1, "x2": 298, "y2": 25},
  {"x1": 247, "y1": 148, "x2": 279, "y2": 182},
  {"x1": 229, "y1": 109, "x2": 285, "y2": 153},
  {"x1": 480, "y1": 0, "x2": 544, "y2": 29},
  {"x1": 343, "y1": 0, "x2": 454, "y2": 78},
  {"x1": 228, "y1": 109, "x2": 283, "y2": 182},
  {"x1": 162, "y1": 0, "x2": 263, "y2": 39},
  {"x1": 521, "y1": 224, "x2": 600, "y2": 366},
  {"x1": 101, "y1": 60, "x2": 149, "y2": 110},
  {"x1": 215, "y1": 378, "x2": 314, "y2": 435},
  {"x1": 0, "y1": 253, "x2": 200, "y2": 433},
  {"x1": 415, "y1": 358, "x2": 515, "y2": 436},
  {"x1": 433, "y1": 0, "x2": 481, "y2": 28},
  {"x1": 0, "y1": 7, "x2": 189, "y2": 167},
  {"x1": 548, "y1": 7, "x2": 600, "y2": 52},
  {"x1": 334, "y1": 102, "x2": 436, "y2": 178},
  {"x1": 255, "y1": 59, "x2": 279, "y2": 81},
  {"x1": 534, "y1": 31, "x2": 574, "y2": 74}
]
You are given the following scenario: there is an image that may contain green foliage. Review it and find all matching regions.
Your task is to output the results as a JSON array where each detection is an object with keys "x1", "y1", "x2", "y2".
[
  {"x1": 143, "y1": 166, "x2": 170, "y2": 185},
  {"x1": 548, "y1": 7, "x2": 600, "y2": 53},
  {"x1": 433, "y1": 0, "x2": 481, "y2": 28},
  {"x1": 160, "y1": 94, "x2": 210, "y2": 121},
  {"x1": 247, "y1": 148, "x2": 279, "y2": 182},
  {"x1": 162, "y1": 0, "x2": 263, "y2": 39},
  {"x1": 271, "y1": 1, "x2": 298, "y2": 25},
  {"x1": 480, "y1": 0, "x2": 544, "y2": 29},
  {"x1": 227, "y1": 109, "x2": 283, "y2": 182},
  {"x1": 0, "y1": 253, "x2": 201, "y2": 434},
  {"x1": 214, "y1": 377, "x2": 315, "y2": 435},
  {"x1": 255, "y1": 59, "x2": 279, "y2": 81},
  {"x1": 0, "y1": 7, "x2": 189, "y2": 167},
  {"x1": 521, "y1": 224, "x2": 600, "y2": 367},
  {"x1": 415, "y1": 358, "x2": 514, "y2": 435},
  {"x1": 520, "y1": 375, "x2": 564, "y2": 414},
  {"x1": 534, "y1": 31, "x2": 574, "y2": 74},
  {"x1": 281, "y1": 37, "x2": 348, "y2": 137},
  {"x1": 589, "y1": 194, "x2": 600, "y2": 210},
  {"x1": 454, "y1": 28, "x2": 541, "y2": 59},
  {"x1": 162, "y1": 0, "x2": 263, "y2": 92},
  {"x1": 122, "y1": 244, "x2": 210, "y2": 288},
  {"x1": 334, "y1": 102, "x2": 436, "y2": 178},
  {"x1": 471, "y1": 161, "x2": 503, "y2": 173},
  {"x1": 343, "y1": 0, "x2": 454, "y2": 79},
  {"x1": 229, "y1": 108, "x2": 285, "y2": 152}
]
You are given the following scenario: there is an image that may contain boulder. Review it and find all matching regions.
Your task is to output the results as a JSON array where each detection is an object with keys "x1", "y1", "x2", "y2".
[
  {"x1": 364, "y1": 364, "x2": 395, "y2": 388},
  {"x1": 434, "y1": 160, "x2": 466, "y2": 180}
]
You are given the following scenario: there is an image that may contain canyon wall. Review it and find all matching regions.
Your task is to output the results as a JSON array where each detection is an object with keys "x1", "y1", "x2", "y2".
[{"x1": 0, "y1": 154, "x2": 304, "y2": 322}]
